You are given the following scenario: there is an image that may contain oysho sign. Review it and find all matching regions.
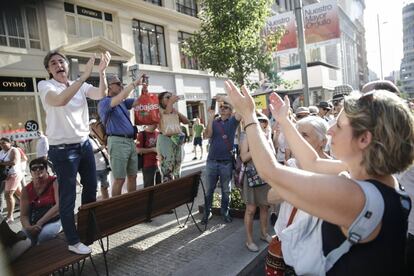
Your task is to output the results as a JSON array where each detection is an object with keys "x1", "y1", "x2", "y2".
[{"x1": 0, "y1": 77, "x2": 34, "y2": 92}]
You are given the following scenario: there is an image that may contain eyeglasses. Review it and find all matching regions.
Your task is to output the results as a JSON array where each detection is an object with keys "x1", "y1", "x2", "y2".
[
  {"x1": 220, "y1": 105, "x2": 231, "y2": 110},
  {"x1": 30, "y1": 165, "x2": 45, "y2": 172},
  {"x1": 296, "y1": 114, "x2": 308, "y2": 119},
  {"x1": 258, "y1": 119, "x2": 268, "y2": 124},
  {"x1": 164, "y1": 96, "x2": 171, "y2": 99},
  {"x1": 110, "y1": 82, "x2": 122, "y2": 86}
]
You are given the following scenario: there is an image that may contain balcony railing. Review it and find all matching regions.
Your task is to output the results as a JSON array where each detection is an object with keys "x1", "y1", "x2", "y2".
[{"x1": 176, "y1": 3, "x2": 197, "y2": 17}]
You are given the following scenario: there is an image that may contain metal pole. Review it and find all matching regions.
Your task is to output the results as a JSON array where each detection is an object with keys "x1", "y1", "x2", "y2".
[
  {"x1": 294, "y1": 0, "x2": 310, "y2": 106},
  {"x1": 377, "y1": 14, "x2": 384, "y2": 80}
]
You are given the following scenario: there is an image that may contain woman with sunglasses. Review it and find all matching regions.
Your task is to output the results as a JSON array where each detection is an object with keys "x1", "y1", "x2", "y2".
[
  {"x1": 20, "y1": 158, "x2": 61, "y2": 246},
  {"x1": 157, "y1": 92, "x2": 189, "y2": 182},
  {"x1": 226, "y1": 80, "x2": 413, "y2": 275},
  {"x1": 240, "y1": 112, "x2": 273, "y2": 252}
]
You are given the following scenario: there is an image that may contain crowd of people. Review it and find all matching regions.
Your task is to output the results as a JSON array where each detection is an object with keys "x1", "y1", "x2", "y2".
[{"x1": 1, "y1": 48, "x2": 414, "y2": 275}]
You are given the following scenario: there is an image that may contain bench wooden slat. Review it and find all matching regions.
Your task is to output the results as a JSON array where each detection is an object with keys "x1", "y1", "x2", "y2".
[
  {"x1": 77, "y1": 171, "x2": 201, "y2": 245},
  {"x1": 11, "y1": 236, "x2": 88, "y2": 276}
]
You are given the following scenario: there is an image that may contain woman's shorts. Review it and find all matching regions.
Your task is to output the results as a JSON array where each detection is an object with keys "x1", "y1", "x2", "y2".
[{"x1": 5, "y1": 173, "x2": 22, "y2": 191}]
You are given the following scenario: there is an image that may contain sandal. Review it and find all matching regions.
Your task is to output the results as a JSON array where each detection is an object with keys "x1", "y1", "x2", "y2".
[
  {"x1": 245, "y1": 242, "x2": 259, "y2": 252},
  {"x1": 260, "y1": 233, "x2": 272, "y2": 243}
]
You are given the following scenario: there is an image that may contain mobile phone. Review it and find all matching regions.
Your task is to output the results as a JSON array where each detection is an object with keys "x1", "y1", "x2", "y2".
[
  {"x1": 210, "y1": 98, "x2": 216, "y2": 110},
  {"x1": 142, "y1": 75, "x2": 149, "y2": 85}
]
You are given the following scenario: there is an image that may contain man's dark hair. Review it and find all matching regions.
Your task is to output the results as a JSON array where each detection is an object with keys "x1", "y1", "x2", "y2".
[
  {"x1": 43, "y1": 50, "x2": 69, "y2": 79},
  {"x1": 0, "y1": 137, "x2": 11, "y2": 143}
]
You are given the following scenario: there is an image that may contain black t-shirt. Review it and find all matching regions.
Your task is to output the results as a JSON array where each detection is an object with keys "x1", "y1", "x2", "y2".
[{"x1": 322, "y1": 179, "x2": 411, "y2": 276}]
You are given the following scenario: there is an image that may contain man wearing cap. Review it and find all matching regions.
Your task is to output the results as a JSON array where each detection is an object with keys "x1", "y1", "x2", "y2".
[
  {"x1": 202, "y1": 99, "x2": 241, "y2": 224},
  {"x1": 316, "y1": 101, "x2": 331, "y2": 121},
  {"x1": 98, "y1": 74, "x2": 143, "y2": 197},
  {"x1": 295, "y1": 106, "x2": 310, "y2": 121}
]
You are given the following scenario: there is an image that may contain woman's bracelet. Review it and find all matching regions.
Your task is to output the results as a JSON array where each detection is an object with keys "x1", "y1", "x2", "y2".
[{"x1": 244, "y1": 122, "x2": 257, "y2": 131}]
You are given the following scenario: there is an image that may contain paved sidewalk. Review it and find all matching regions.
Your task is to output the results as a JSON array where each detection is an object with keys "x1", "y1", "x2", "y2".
[{"x1": 7, "y1": 140, "x2": 271, "y2": 275}]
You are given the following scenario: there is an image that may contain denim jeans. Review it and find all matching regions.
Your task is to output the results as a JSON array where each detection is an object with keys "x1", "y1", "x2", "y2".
[
  {"x1": 23, "y1": 220, "x2": 62, "y2": 245},
  {"x1": 48, "y1": 139, "x2": 97, "y2": 245},
  {"x1": 204, "y1": 160, "x2": 233, "y2": 217}
]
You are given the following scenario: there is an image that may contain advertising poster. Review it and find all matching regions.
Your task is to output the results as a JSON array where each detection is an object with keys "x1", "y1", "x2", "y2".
[
  {"x1": 304, "y1": 0, "x2": 340, "y2": 47},
  {"x1": 264, "y1": 11, "x2": 297, "y2": 54},
  {"x1": 265, "y1": 0, "x2": 340, "y2": 55}
]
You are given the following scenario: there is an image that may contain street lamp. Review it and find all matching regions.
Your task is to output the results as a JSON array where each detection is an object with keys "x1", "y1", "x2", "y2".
[{"x1": 377, "y1": 14, "x2": 388, "y2": 80}]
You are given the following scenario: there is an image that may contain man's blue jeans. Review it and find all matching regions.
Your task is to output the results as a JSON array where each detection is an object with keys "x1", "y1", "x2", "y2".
[
  {"x1": 48, "y1": 139, "x2": 97, "y2": 245},
  {"x1": 204, "y1": 160, "x2": 233, "y2": 217}
]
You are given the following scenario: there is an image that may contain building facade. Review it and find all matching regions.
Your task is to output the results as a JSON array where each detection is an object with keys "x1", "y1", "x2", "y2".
[
  {"x1": 268, "y1": 0, "x2": 367, "y2": 103},
  {"x1": 401, "y1": 2, "x2": 414, "y2": 97},
  {"x1": 0, "y1": 0, "x2": 226, "y2": 156}
]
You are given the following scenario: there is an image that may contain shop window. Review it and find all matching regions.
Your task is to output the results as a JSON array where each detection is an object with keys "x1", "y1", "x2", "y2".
[
  {"x1": 0, "y1": 4, "x2": 41, "y2": 49},
  {"x1": 133, "y1": 20, "x2": 167, "y2": 66},
  {"x1": 176, "y1": 0, "x2": 198, "y2": 17},
  {"x1": 178, "y1": 31, "x2": 199, "y2": 70},
  {"x1": 64, "y1": 2, "x2": 114, "y2": 41}
]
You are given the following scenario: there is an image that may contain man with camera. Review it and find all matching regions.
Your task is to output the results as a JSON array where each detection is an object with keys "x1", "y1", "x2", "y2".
[
  {"x1": 98, "y1": 74, "x2": 144, "y2": 196},
  {"x1": 202, "y1": 98, "x2": 241, "y2": 224}
]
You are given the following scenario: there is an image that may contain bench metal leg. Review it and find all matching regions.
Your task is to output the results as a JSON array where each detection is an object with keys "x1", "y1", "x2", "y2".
[
  {"x1": 199, "y1": 178, "x2": 208, "y2": 231},
  {"x1": 98, "y1": 236, "x2": 110, "y2": 276},
  {"x1": 89, "y1": 255, "x2": 100, "y2": 276},
  {"x1": 185, "y1": 202, "x2": 203, "y2": 232}
]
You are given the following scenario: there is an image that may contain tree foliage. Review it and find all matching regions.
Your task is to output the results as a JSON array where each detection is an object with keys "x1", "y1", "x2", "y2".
[{"x1": 183, "y1": 0, "x2": 274, "y2": 87}]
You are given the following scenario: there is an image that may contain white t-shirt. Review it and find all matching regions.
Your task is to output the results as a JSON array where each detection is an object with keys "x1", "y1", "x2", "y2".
[
  {"x1": 36, "y1": 135, "x2": 49, "y2": 158},
  {"x1": 90, "y1": 137, "x2": 107, "y2": 171},
  {"x1": 38, "y1": 79, "x2": 93, "y2": 145},
  {"x1": 0, "y1": 148, "x2": 19, "y2": 175}
]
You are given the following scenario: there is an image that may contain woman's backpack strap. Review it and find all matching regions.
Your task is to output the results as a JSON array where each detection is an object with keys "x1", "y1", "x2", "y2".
[{"x1": 325, "y1": 180, "x2": 385, "y2": 272}]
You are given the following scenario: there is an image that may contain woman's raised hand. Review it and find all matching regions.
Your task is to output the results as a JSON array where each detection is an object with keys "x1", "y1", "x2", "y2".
[
  {"x1": 224, "y1": 80, "x2": 256, "y2": 121},
  {"x1": 269, "y1": 93, "x2": 290, "y2": 123},
  {"x1": 80, "y1": 54, "x2": 96, "y2": 82}
]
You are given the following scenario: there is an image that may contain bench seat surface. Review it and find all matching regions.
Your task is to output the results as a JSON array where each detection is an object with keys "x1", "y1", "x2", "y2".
[{"x1": 11, "y1": 235, "x2": 89, "y2": 276}]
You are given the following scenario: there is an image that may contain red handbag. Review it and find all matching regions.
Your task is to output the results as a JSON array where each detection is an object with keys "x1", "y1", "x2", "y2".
[{"x1": 134, "y1": 90, "x2": 160, "y2": 125}]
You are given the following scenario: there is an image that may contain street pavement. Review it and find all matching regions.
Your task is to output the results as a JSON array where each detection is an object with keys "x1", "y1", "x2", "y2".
[{"x1": 7, "y1": 141, "x2": 270, "y2": 275}]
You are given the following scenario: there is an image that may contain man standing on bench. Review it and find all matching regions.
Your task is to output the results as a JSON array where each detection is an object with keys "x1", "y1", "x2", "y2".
[
  {"x1": 98, "y1": 74, "x2": 143, "y2": 196},
  {"x1": 202, "y1": 99, "x2": 241, "y2": 224},
  {"x1": 38, "y1": 50, "x2": 111, "y2": 254}
]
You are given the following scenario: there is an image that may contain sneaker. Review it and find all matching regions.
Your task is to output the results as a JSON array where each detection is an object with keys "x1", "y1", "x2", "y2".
[
  {"x1": 68, "y1": 242, "x2": 92, "y2": 255},
  {"x1": 223, "y1": 215, "x2": 232, "y2": 223},
  {"x1": 260, "y1": 233, "x2": 273, "y2": 243},
  {"x1": 246, "y1": 242, "x2": 259, "y2": 252},
  {"x1": 6, "y1": 217, "x2": 14, "y2": 224},
  {"x1": 192, "y1": 157, "x2": 197, "y2": 160},
  {"x1": 200, "y1": 212, "x2": 213, "y2": 225}
]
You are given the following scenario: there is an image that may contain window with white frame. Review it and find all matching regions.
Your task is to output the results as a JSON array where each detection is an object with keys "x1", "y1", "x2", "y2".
[
  {"x1": 176, "y1": 0, "x2": 198, "y2": 17},
  {"x1": 64, "y1": 2, "x2": 114, "y2": 41},
  {"x1": 132, "y1": 20, "x2": 167, "y2": 66},
  {"x1": 0, "y1": 4, "x2": 41, "y2": 49},
  {"x1": 178, "y1": 31, "x2": 199, "y2": 70}
]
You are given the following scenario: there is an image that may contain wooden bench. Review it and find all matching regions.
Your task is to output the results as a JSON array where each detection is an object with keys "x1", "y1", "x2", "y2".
[
  {"x1": 10, "y1": 171, "x2": 202, "y2": 276},
  {"x1": 10, "y1": 233, "x2": 96, "y2": 276},
  {"x1": 77, "y1": 171, "x2": 202, "y2": 275}
]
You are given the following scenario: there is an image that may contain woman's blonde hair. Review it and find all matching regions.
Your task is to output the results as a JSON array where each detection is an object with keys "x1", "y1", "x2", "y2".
[{"x1": 344, "y1": 90, "x2": 414, "y2": 176}]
